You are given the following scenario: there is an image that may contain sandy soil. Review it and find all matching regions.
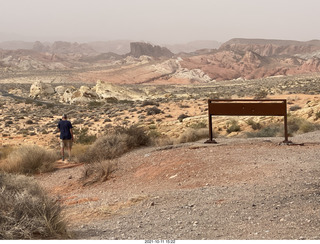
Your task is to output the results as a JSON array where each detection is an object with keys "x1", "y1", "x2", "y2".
[{"x1": 35, "y1": 131, "x2": 320, "y2": 240}]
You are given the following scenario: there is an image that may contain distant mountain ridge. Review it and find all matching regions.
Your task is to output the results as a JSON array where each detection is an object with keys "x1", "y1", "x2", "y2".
[
  {"x1": 2, "y1": 38, "x2": 320, "y2": 83},
  {"x1": 220, "y1": 38, "x2": 320, "y2": 56},
  {"x1": 0, "y1": 40, "x2": 221, "y2": 54}
]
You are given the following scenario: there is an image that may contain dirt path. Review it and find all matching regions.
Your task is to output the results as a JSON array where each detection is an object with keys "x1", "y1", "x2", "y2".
[{"x1": 36, "y1": 132, "x2": 320, "y2": 240}]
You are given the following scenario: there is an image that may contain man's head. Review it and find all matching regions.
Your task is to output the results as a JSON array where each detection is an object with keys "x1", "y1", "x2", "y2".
[{"x1": 62, "y1": 114, "x2": 67, "y2": 119}]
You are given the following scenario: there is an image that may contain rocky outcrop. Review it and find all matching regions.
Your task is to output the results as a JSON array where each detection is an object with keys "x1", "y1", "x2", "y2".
[
  {"x1": 129, "y1": 42, "x2": 173, "y2": 58},
  {"x1": 54, "y1": 80, "x2": 147, "y2": 104},
  {"x1": 94, "y1": 80, "x2": 146, "y2": 101},
  {"x1": 29, "y1": 81, "x2": 55, "y2": 98},
  {"x1": 69, "y1": 86, "x2": 98, "y2": 104}
]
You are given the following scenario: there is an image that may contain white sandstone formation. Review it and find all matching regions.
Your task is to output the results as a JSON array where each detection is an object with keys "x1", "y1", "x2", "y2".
[{"x1": 29, "y1": 81, "x2": 55, "y2": 98}]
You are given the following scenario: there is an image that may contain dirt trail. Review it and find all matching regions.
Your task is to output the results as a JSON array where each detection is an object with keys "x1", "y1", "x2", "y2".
[{"x1": 36, "y1": 132, "x2": 320, "y2": 240}]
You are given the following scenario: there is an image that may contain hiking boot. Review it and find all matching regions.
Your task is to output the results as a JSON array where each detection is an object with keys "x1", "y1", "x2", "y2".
[{"x1": 62, "y1": 156, "x2": 64, "y2": 161}]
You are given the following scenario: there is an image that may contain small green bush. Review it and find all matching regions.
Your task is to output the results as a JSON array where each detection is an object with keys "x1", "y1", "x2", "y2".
[
  {"x1": 226, "y1": 120, "x2": 241, "y2": 134},
  {"x1": 246, "y1": 124, "x2": 282, "y2": 138},
  {"x1": 289, "y1": 105, "x2": 302, "y2": 111},
  {"x1": 0, "y1": 172, "x2": 68, "y2": 239},
  {"x1": 247, "y1": 119, "x2": 262, "y2": 130}
]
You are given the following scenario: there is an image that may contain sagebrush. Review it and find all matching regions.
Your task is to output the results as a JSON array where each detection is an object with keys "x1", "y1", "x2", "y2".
[
  {"x1": 1, "y1": 145, "x2": 59, "y2": 174},
  {"x1": 77, "y1": 124, "x2": 150, "y2": 163},
  {"x1": 0, "y1": 173, "x2": 68, "y2": 239}
]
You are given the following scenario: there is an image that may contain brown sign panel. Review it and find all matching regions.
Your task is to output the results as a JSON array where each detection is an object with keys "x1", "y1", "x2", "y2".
[
  {"x1": 207, "y1": 99, "x2": 290, "y2": 144},
  {"x1": 209, "y1": 100, "x2": 286, "y2": 116}
]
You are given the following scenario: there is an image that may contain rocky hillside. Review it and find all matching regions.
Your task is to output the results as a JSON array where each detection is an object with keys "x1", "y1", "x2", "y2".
[
  {"x1": 219, "y1": 38, "x2": 320, "y2": 56},
  {"x1": 180, "y1": 50, "x2": 320, "y2": 81},
  {"x1": 180, "y1": 38, "x2": 320, "y2": 81},
  {"x1": 2, "y1": 38, "x2": 320, "y2": 84}
]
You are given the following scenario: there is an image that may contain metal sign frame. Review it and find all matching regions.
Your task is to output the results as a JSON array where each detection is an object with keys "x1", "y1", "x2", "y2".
[{"x1": 206, "y1": 99, "x2": 291, "y2": 144}]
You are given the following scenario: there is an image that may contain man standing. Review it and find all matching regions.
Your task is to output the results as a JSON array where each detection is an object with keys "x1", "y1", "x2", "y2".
[{"x1": 57, "y1": 114, "x2": 73, "y2": 161}]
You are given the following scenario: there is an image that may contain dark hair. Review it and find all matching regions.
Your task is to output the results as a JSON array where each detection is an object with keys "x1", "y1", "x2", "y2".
[{"x1": 62, "y1": 114, "x2": 67, "y2": 119}]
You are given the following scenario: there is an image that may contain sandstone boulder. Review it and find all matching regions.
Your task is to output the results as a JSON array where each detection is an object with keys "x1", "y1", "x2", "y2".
[
  {"x1": 29, "y1": 81, "x2": 55, "y2": 98},
  {"x1": 55, "y1": 85, "x2": 75, "y2": 95},
  {"x1": 69, "y1": 86, "x2": 98, "y2": 104},
  {"x1": 61, "y1": 87, "x2": 76, "y2": 103}
]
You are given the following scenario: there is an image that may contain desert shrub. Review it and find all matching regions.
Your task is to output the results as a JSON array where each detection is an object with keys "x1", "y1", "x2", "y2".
[
  {"x1": 146, "y1": 106, "x2": 162, "y2": 115},
  {"x1": 113, "y1": 124, "x2": 151, "y2": 149},
  {"x1": 246, "y1": 123, "x2": 282, "y2": 138},
  {"x1": 88, "y1": 101, "x2": 104, "y2": 108},
  {"x1": 0, "y1": 172, "x2": 68, "y2": 239},
  {"x1": 78, "y1": 133, "x2": 129, "y2": 163},
  {"x1": 254, "y1": 90, "x2": 268, "y2": 99},
  {"x1": 178, "y1": 114, "x2": 190, "y2": 122},
  {"x1": 153, "y1": 135, "x2": 174, "y2": 147},
  {"x1": 188, "y1": 121, "x2": 207, "y2": 129},
  {"x1": 73, "y1": 127, "x2": 97, "y2": 145},
  {"x1": 287, "y1": 116, "x2": 319, "y2": 134},
  {"x1": 246, "y1": 117, "x2": 319, "y2": 138},
  {"x1": 81, "y1": 161, "x2": 115, "y2": 186},
  {"x1": 0, "y1": 146, "x2": 15, "y2": 160},
  {"x1": 246, "y1": 119, "x2": 262, "y2": 130},
  {"x1": 226, "y1": 120, "x2": 241, "y2": 134},
  {"x1": 1, "y1": 145, "x2": 59, "y2": 174},
  {"x1": 289, "y1": 105, "x2": 302, "y2": 111},
  {"x1": 71, "y1": 144, "x2": 90, "y2": 162},
  {"x1": 141, "y1": 100, "x2": 159, "y2": 107},
  {"x1": 315, "y1": 111, "x2": 320, "y2": 120},
  {"x1": 178, "y1": 128, "x2": 208, "y2": 143},
  {"x1": 78, "y1": 124, "x2": 150, "y2": 163}
]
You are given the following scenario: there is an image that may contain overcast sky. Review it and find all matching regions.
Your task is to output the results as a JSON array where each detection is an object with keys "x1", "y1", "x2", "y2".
[{"x1": 1, "y1": 0, "x2": 319, "y2": 44}]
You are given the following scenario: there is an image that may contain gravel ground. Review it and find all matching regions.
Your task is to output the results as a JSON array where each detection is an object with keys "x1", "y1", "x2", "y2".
[{"x1": 36, "y1": 131, "x2": 320, "y2": 240}]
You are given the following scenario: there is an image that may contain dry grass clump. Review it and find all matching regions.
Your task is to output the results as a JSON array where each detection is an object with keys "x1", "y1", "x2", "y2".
[
  {"x1": 81, "y1": 161, "x2": 115, "y2": 186},
  {"x1": 78, "y1": 124, "x2": 150, "y2": 163},
  {"x1": 178, "y1": 128, "x2": 208, "y2": 143},
  {"x1": 0, "y1": 172, "x2": 68, "y2": 239},
  {"x1": 1, "y1": 145, "x2": 59, "y2": 174},
  {"x1": 0, "y1": 145, "x2": 15, "y2": 160}
]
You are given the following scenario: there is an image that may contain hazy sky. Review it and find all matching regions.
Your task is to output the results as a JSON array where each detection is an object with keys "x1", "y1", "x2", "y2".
[{"x1": 1, "y1": 0, "x2": 319, "y2": 44}]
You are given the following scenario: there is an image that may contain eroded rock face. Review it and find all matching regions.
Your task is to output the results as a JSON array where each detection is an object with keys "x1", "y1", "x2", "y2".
[
  {"x1": 129, "y1": 42, "x2": 173, "y2": 58},
  {"x1": 29, "y1": 81, "x2": 55, "y2": 98}
]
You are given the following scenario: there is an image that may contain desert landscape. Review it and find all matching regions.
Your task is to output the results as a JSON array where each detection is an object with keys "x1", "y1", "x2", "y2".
[{"x1": 1, "y1": 38, "x2": 320, "y2": 240}]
